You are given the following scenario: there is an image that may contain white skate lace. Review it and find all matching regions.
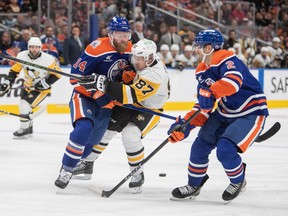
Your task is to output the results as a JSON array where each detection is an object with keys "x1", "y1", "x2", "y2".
[
  {"x1": 178, "y1": 185, "x2": 197, "y2": 195},
  {"x1": 225, "y1": 183, "x2": 242, "y2": 195},
  {"x1": 59, "y1": 170, "x2": 72, "y2": 182},
  {"x1": 74, "y1": 161, "x2": 87, "y2": 172}
]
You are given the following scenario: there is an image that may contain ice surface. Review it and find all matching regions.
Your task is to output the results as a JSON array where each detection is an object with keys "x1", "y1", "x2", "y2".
[{"x1": 0, "y1": 109, "x2": 287, "y2": 216}]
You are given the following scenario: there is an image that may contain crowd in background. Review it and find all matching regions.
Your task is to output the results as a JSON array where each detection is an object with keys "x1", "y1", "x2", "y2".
[{"x1": 1, "y1": 0, "x2": 288, "y2": 69}]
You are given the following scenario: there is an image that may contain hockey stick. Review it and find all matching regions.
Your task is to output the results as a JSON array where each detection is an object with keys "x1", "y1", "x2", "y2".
[
  {"x1": 0, "y1": 52, "x2": 81, "y2": 80},
  {"x1": 118, "y1": 103, "x2": 279, "y2": 143},
  {"x1": 117, "y1": 103, "x2": 177, "y2": 121},
  {"x1": 0, "y1": 106, "x2": 45, "y2": 120},
  {"x1": 90, "y1": 109, "x2": 201, "y2": 198},
  {"x1": 255, "y1": 122, "x2": 281, "y2": 142}
]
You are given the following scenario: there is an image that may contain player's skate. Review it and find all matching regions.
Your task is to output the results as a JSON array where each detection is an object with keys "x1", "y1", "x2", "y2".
[
  {"x1": 222, "y1": 163, "x2": 247, "y2": 203},
  {"x1": 222, "y1": 179, "x2": 247, "y2": 202},
  {"x1": 55, "y1": 169, "x2": 72, "y2": 189},
  {"x1": 13, "y1": 124, "x2": 33, "y2": 139},
  {"x1": 72, "y1": 160, "x2": 94, "y2": 180},
  {"x1": 129, "y1": 172, "x2": 144, "y2": 194},
  {"x1": 170, "y1": 174, "x2": 209, "y2": 201}
]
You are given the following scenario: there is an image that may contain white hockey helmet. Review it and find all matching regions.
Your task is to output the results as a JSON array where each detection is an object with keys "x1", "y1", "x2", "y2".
[
  {"x1": 132, "y1": 39, "x2": 157, "y2": 62},
  {"x1": 28, "y1": 37, "x2": 42, "y2": 49}
]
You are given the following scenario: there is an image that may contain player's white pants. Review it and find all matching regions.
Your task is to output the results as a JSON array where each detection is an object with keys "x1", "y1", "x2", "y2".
[
  {"x1": 19, "y1": 99, "x2": 32, "y2": 129},
  {"x1": 85, "y1": 123, "x2": 144, "y2": 175}
]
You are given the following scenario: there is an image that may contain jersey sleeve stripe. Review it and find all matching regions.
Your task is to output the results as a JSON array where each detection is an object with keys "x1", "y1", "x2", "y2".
[
  {"x1": 210, "y1": 79, "x2": 238, "y2": 98},
  {"x1": 224, "y1": 71, "x2": 243, "y2": 79},
  {"x1": 225, "y1": 74, "x2": 243, "y2": 86}
]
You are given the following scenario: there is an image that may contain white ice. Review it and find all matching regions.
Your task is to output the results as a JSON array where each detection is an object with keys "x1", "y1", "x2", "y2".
[{"x1": 0, "y1": 109, "x2": 287, "y2": 216}]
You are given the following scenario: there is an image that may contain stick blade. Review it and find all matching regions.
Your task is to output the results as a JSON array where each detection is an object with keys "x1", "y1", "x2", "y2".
[
  {"x1": 88, "y1": 184, "x2": 106, "y2": 197},
  {"x1": 101, "y1": 190, "x2": 113, "y2": 198},
  {"x1": 256, "y1": 122, "x2": 281, "y2": 142}
]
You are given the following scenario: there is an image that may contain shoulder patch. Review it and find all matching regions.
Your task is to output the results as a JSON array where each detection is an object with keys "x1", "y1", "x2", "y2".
[{"x1": 85, "y1": 38, "x2": 116, "y2": 57}]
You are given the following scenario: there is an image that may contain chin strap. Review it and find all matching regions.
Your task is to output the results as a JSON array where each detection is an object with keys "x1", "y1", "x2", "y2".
[{"x1": 200, "y1": 48, "x2": 214, "y2": 63}]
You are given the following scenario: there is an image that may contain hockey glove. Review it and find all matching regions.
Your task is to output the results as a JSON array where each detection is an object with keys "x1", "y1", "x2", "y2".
[
  {"x1": 167, "y1": 116, "x2": 195, "y2": 143},
  {"x1": 122, "y1": 66, "x2": 136, "y2": 84},
  {"x1": 0, "y1": 80, "x2": 11, "y2": 95},
  {"x1": 198, "y1": 86, "x2": 215, "y2": 113},
  {"x1": 35, "y1": 78, "x2": 51, "y2": 90},
  {"x1": 78, "y1": 74, "x2": 107, "y2": 92}
]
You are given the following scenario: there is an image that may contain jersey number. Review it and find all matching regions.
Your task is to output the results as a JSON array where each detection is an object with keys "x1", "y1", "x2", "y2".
[
  {"x1": 226, "y1": 61, "x2": 235, "y2": 69},
  {"x1": 73, "y1": 58, "x2": 87, "y2": 72},
  {"x1": 135, "y1": 79, "x2": 154, "y2": 95}
]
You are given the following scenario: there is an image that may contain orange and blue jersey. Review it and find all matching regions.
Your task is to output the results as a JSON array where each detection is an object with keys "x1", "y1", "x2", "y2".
[
  {"x1": 70, "y1": 37, "x2": 132, "y2": 108},
  {"x1": 194, "y1": 50, "x2": 268, "y2": 119}
]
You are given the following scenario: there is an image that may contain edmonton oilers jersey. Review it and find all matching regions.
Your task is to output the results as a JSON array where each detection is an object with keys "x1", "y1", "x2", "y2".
[
  {"x1": 195, "y1": 50, "x2": 269, "y2": 118},
  {"x1": 70, "y1": 37, "x2": 132, "y2": 107}
]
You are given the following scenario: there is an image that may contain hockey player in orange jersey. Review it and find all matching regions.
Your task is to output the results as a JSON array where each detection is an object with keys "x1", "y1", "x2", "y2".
[
  {"x1": 55, "y1": 16, "x2": 133, "y2": 189},
  {"x1": 167, "y1": 29, "x2": 269, "y2": 202}
]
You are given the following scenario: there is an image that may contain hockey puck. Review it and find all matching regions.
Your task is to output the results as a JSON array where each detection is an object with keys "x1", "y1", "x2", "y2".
[{"x1": 159, "y1": 173, "x2": 166, "y2": 177}]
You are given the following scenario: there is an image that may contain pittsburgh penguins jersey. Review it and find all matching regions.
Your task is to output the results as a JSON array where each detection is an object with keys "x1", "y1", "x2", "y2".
[
  {"x1": 195, "y1": 49, "x2": 268, "y2": 118},
  {"x1": 106, "y1": 55, "x2": 170, "y2": 110},
  {"x1": 70, "y1": 37, "x2": 133, "y2": 107},
  {"x1": 9, "y1": 50, "x2": 61, "y2": 90}
]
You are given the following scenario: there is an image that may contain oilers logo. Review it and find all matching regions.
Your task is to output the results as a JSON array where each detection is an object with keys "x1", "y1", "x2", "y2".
[
  {"x1": 107, "y1": 59, "x2": 128, "y2": 81},
  {"x1": 205, "y1": 78, "x2": 215, "y2": 86}
]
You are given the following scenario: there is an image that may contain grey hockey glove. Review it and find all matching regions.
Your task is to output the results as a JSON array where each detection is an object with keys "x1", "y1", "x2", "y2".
[
  {"x1": 78, "y1": 74, "x2": 107, "y2": 92},
  {"x1": 0, "y1": 80, "x2": 12, "y2": 95},
  {"x1": 35, "y1": 78, "x2": 51, "y2": 90}
]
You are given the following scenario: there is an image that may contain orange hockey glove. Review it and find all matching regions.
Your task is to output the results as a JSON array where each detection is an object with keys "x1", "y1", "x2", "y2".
[
  {"x1": 167, "y1": 116, "x2": 195, "y2": 143},
  {"x1": 121, "y1": 65, "x2": 136, "y2": 84}
]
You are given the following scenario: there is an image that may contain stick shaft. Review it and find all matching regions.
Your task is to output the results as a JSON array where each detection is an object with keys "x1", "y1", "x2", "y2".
[
  {"x1": 0, "y1": 52, "x2": 81, "y2": 80},
  {"x1": 101, "y1": 109, "x2": 201, "y2": 198},
  {"x1": 120, "y1": 104, "x2": 177, "y2": 120}
]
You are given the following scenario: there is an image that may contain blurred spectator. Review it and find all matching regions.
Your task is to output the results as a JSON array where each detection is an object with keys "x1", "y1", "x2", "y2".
[
  {"x1": 2, "y1": 15, "x2": 17, "y2": 28},
  {"x1": 2, "y1": 41, "x2": 21, "y2": 66},
  {"x1": 63, "y1": 25, "x2": 84, "y2": 66},
  {"x1": 170, "y1": 43, "x2": 180, "y2": 68},
  {"x1": 0, "y1": 31, "x2": 12, "y2": 53},
  {"x1": 178, "y1": 23, "x2": 190, "y2": 36},
  {"x1": 182, "y1": 31, "x2": 196, "y2": 47},
  {"x1": 0, "y1": 1, "x2": 8, "y2": 12},
  {"x1": 231, "y1": 3, "x2": 246, "y2": 22},
  {"x1": 224, "y1": 29, "x2": 238, "y2": 50},
  {"x1": 19, "y1": 29, "x2": 32, "y2": 51},
  {"x1": 21, "y1": 0, "x2": 37, "y2": 12},
  {"x1": 57, "y1": 24, "x2": 68, "y2": 48},
  {"x1": 101, "y1": 0, "x2": 117, "y2": 24},
  {"x1": 174, "y1": 45, "x2": 195, "y2": 69},
  {"x1": 159, "y1": 23, "x2": 182, "y2": 48},
  {"x1": 14, "y1": 15, "x2": 28, "y2": 31},
  {"x1": 267, "y1": 37, "x2": 283, "y2": 68},
  {"x1": 252, "y1": 46, "x2": 271, "y2": 68},
  {"x1": 42, "y1": 37, "x2": 59, "y2": 60},
  {"x1": 40, "y1": 25, "x2": 62, "y2": 54},
  {"x1": 233, "y1": 43, "x2": 247, "y2": 65},
  {"x1": 133, "y1": 0, "x2": 146, "y2": 22},
  {"x1": 4, "y1": 0, "x2": 20, "y2": 13},
  {"x1": 157, "y1": 44, "x2": 173, "y2": 67},
  {"x1": 131, "y1": 21, "x2": 144, "y2": 44},
  {"x1": 281, "y1": 52, "x2": 288, "y2": 68}
]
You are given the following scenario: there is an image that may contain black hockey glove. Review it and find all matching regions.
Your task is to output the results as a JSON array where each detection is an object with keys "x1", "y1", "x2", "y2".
[
  {"x1": 0, "y1": 80, "x2": 12, "y2": 95},
  {"x1": 78, "y1": 74, "x2": 107, "y2": 92},
  {"x1": 35, "y1": 78, "x2": 51, "y2": 90}
]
